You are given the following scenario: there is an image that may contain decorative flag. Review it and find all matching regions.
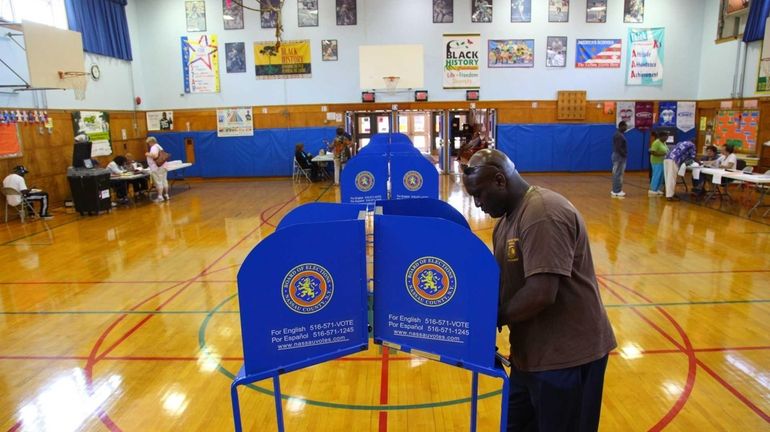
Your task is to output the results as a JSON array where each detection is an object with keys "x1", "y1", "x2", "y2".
[
  {"x1": 658, "y1": 101, "x2": 677, "y2": 128},
  {"x1": 676, "y1": 102, "x2": 696, "y2": 132},
  {"x1": 626, "y1": 28, "x2": 664, "y2": 86},
  {"x1": 181, "y1": 34, "x2": 220, "y2": 93},
  {"x1": 443, "y1": 34, "x2": 481, "y2": 89},
  {"x1": 635, "y1": 101, "x2": 654, "y2": 131},
  {"x1": 617, "y1": 101, "x2": 635, "y2": 130},
  {"x1": 575, "y1": 39, "x2": 622, "y2": 68}
]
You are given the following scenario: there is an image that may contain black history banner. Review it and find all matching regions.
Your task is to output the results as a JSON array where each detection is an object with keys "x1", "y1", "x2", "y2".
[
  {"x1": 443, "y1": 34, "x2": 480, "y2": 89},
  {"x1": 254, "y1": 40, "x2": 311, "y2": 79}
]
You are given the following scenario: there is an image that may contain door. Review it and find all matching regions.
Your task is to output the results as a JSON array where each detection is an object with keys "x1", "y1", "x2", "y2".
[
  {"x1": 397, "y1": 111, "x2": 432, "y2": 154},
  {"x1": 354, "y1": 112, "x2": 392, "y2": 150}
]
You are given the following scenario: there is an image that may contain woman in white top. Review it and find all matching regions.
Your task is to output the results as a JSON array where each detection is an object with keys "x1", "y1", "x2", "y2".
[
  {"x1": 145, "y1": 137, "x2": 169, "y2": 202},
  {"x1": 716, "y1": 144, "x2": 738, "y2": 170}
]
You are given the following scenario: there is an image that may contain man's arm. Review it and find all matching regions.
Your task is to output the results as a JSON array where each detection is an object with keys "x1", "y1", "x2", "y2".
[{"x1": 498, "y1": 273, "x2": 560, "y2": 325}]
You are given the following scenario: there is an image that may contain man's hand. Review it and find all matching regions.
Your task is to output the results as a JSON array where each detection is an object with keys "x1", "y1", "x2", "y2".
[{"x1": 498, "y1": 273, "x2": 560, "y2": 326}]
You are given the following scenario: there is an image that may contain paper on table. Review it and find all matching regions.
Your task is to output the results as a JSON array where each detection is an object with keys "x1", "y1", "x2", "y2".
[
  {"x1": 712, "y1": 172, "x2": 723, "y2": 184},
  {"x1": 692, "y1": 168, "x2": 700, "y2": 180},
  {"x1": 678, "y1": 163, "x2": 687, "y2": 177}
]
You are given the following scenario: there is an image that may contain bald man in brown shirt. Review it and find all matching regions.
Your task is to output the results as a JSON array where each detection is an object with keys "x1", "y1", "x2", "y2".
[{"x1": 463, "y1": 149, "x2": 616, "y2": 431}]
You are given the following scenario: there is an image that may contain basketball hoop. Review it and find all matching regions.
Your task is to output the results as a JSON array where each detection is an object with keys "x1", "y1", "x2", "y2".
[
  {"x1": 383, "y1": 76, "x2": 400, "y2": 93},
  {"x1": 58, "y1": 71, "x2": 88, "y2": 100}
]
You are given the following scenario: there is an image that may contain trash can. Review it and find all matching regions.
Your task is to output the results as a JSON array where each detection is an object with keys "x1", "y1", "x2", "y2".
[{"x1": 67, "y1": 167, "x2": 111, "y2": 215}]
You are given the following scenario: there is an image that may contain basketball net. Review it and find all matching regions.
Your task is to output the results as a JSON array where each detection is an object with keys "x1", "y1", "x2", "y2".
[
  {"x1": 59, "y1": 71, "x2": 87, "y2": 101},
  {"x1": 383, "y1": 76, "x2": 400, "y2": 93}
]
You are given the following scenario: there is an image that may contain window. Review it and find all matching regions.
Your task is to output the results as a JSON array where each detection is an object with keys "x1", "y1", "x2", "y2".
[
  {"x1": 0, "y1": 0, "x2": 68, "y2": 29},
  {"x1": 717, "y1": 0, "x2": 751, "y2": 41}
]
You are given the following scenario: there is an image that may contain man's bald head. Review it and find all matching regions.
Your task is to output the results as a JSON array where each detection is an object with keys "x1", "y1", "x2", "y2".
[{"x1": 462, "y1": 149, "x2": 528, "y2": 218}]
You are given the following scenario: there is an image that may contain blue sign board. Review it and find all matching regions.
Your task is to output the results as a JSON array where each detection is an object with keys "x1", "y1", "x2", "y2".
[
  {"x1": 277, "y1": 203, "x2": 368, "y2": 230},
  {"x1": 377, "y1": 198, "x2": 469, "y2": 229},
  {"x1": 389, "y1": 154, "x2": 439, "y2": 200},
  {"x1": 236, "y1": 220, "x2": 368, "y2": 377},
  {"x1": 340, "y1": 155, "x2": 388, "y2": 205},
  {"x1": 373, "y1": 215, "x2": 499, "y2": 371}
]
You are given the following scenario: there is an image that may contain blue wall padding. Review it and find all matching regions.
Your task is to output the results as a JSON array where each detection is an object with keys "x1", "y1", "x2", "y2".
[
  {"x1": 150, "y1": 127, "x2": 337, "y2": 178},
  {"x1": 497, "y1": 124, "x2": 653, "y2": 172}
]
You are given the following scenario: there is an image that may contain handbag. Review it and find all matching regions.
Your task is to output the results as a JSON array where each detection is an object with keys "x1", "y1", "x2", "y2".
[{"x1": 155, "y1": 149, "x2": 171, "y2": 166}]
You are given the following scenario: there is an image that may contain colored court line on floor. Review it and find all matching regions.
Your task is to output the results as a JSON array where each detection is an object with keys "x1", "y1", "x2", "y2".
[
  {"x1": 601, "y1": 277, "x2": 770, "y2": 425},
  {"x1": 4, "y1": 298, "x2": 769, "y2": 316},
  {"x1": 199, "y1": 293, "x2": 503, "y2": 411},
  {"x1": 378, "y1": 346, "x2": 390, "y2": 432},
  {"x1": 597, "y1": 269, "x2": 770, "y2": 277}
]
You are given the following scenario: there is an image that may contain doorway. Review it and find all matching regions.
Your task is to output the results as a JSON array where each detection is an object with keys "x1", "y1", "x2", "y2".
[
  {"x1": 398, "y1": 111, "x2": 432, "y2": 154},
  {"x1": 354, "y1": 111, "x2": 392, "y2": 151}
]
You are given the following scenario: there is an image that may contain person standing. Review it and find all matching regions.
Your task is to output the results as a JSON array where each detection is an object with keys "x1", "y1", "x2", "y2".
[
  {"x1": 145, "y1": 137, "x2": 169, "y2": 202},
  {"x1": 331, "y1": 128, "x2": 351, "y2": 185},
  {"x1": 663, "y1": 140, "x2": 696, "y2": 201},
  {"x1": 611, "y1": 121, "x2": 628, "y2": 198},
  {"x1": 462, "y1": 149, "x2": 616, "y2": 431},
  {"x1": 648, "y1": 131, "x2": 668, "y2": 196},
  {"x1": 2, "y1": 165, "x2": 53, "y2": 219}
]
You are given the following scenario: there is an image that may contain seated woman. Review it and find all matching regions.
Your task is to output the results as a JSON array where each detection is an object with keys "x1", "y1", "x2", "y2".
[
  {"x1": 125, "y1": 153, "x2": 149, "y2": 198},
  {"x1": 295, "y1": 143, "x2": 320, "y2": 181},
  {"x1": 106, "y1": 155, "x2": 130, "y2": 204},
  {"x1": 693, "y1": 145, "x2": 719, "y2": 193}
]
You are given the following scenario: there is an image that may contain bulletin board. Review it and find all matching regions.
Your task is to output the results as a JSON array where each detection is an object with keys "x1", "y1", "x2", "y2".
[
  {"x1": 714, "y1": 110, "x2": 759, "y2": 154},
  {"x1": 0, "y1": 124, "x2": 22, "y2": 159},
  {"x1": 557, "y1": 90, "x2": 587, "y2": 120}
]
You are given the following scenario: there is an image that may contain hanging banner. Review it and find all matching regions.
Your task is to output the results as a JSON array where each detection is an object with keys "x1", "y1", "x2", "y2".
[
  {"x1": 616, "y1": 101, "x2": 635, "y2": 130},
  {"x1": 181, "y1": 34, "x2": 220, "y2": 93},
  {"x1": 635, "y1": 101, "x2": 654, "y2": 131},
  {"x1": 658, "y1": 101, "x2": 677, "y2": 128},
  {"x1": 254, "y1": 40, "x2": 311, "y2": 79},
  {"x1": 626, "y1": 28, "x2": 665, "y2": 86},
  {"x1": 217, "y1": 107, "x2": 253, "y2": 137},
  {"x1": 757, "y1": 40, "x2": 770, "y2": 93},
  {"x1": 575, "y1": 39, "x2": 622, "y2": 68},
  {"x1": 443, "y1": 34, "x2": 481, "y2": 89},
  {"x1": 676, "y1": 101, "x2": 696, "y2": 132},
  {"x1": 146, "y1": 111, "x2": 174, "y2": 131},
  {"x1": 72, "y1": 111, "x2": 112, "y2": 156}
]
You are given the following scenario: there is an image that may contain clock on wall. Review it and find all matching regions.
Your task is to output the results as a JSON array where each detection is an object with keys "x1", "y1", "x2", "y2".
[{"x1": 89, "y1": 64, "x2": 101, "y2": 81}]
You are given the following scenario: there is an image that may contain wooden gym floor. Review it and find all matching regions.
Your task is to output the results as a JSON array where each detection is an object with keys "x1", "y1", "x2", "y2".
[{"x1": 0, "y1": 172, "x2": 769, "y2": 432}]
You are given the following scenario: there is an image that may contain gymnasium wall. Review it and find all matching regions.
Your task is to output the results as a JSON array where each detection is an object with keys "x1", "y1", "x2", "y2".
[{"x1": 133, "y1": 0, "x2": 707, "y2": 109}]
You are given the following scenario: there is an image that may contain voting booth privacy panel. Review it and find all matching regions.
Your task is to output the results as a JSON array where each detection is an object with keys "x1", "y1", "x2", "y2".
[
  {"x1": 232, "y1": 201, "x2": 509, "y2": 431},
  {"x1": 341, "y1": 133, "x2": 439, "y2": 205}
]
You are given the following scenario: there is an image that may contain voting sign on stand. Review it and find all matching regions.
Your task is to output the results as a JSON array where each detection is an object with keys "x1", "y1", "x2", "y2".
[
  {"x1": 340, "y1": 155, "x2": 389, "y2": 205},
  {"x1": 373, "y1": 214, "x2": 509, "y2": 432},
  {"x1": 232, "y1": 219, "x2": 368, "y2": 432}
]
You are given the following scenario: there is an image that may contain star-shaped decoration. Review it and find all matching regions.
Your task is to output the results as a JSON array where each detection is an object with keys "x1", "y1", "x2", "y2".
[{"x1": 186, "y1": 35, "x2": 218, "y2": 70}]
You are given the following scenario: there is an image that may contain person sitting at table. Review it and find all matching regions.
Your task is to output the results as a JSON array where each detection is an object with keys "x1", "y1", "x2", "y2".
[
  {"x1": 2, "y1": 165, "x2": 53, "y2": 219},
  {"x1": 106, "y1": 155, "x2": 130, "y2": 204},
  {"x1": 693, "y1": 145, "x2": 719, "y2": 194},
  {"x1": 295, "y1": 143, "x2": 320, "y2": 181},
  {"x1": 125, "y1": 153, "x2": 149, "y2": 197},
  {"x1": 716, "y1": 144, "x2": 738, "y2": 170}
]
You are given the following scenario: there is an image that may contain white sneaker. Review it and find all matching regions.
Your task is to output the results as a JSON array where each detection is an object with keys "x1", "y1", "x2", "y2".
[
  {"x1": 648, "y1": 190, "x2": 660, "y2": 196},
  {"x1": 656, "y1": 191, "x2": 664, "y2": 196},
  {"x1": 153, "y1": 197, "x2": 164, "y2": 203},
  {"x1": 163, "y1": 195, "x2": 170, "y2": 201},
  {"x1": 615, "y1": 191, "x2": 626, "y2": 197},
  {"x1": 610, "y1": 191, "x2": 625, "y2": 198}
]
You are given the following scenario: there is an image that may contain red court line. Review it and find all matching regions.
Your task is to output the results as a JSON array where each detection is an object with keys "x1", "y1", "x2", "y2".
[
  {"x1": 7, "y1": 421, "x2": 21, "y2": 432},
  {"x1": 602, "y1": 277, "x2": 770, "y2": 425},
  {"x1": 598, "y1": 278, "x2": 697, "y2": 432},
  {"x1": 200, "y1": 264, "x2": 240, "y2": 277},
  {"x1": 596, "y1": 269, "x2": 770, "y2": 277},
  {"x1": 379, "y1": 346, "x2": 390, "y2": 432},
  {"x1": 0, "y1": 280, "x2": 186, "y2": 285}
]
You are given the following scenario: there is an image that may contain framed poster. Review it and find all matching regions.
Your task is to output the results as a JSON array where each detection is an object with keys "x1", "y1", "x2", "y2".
[
  {"x1": 626, "y1": 28, "x2": 664, "y2": 86},
  {"x1": 217, "y1": 107, "x2": 253, "y2": 137},
  {"x1": 298, "y1": 0, "x2": 318, "y2": 27},
  {"x1": 146, "y1": 111, "x2": 174, "y2": 131},
  {"x1": 225, "y1": 42, "x2": 247, "y2": 73},
  {"x1": 336, "y1": 0, "x2": 357, "y2": 25},
  {"x1": 586, "y1": 0, "x2": 607, "y2": 23},
  {"x1": 546, "y1": 36, "x2": 567, "y2": 67},
  {"x1": 72, "y1": 111, "x2": 112, "y2": 157},
  {"x1": 488, "y1": 39, "x2": 534, "y2": 68},
  {"x1": 185, "y1": 0, "x2": 206, "y2": 32},
  {"x1": 472, "y1": 0, "x2": 493, "y2": 23},
  {"x1": 510, "y1": 0, "x2": 531, "y2": 23},
  {"x1": 222, "y1": 0, "x2": 243, "y2": 30},
  {"x1": 261, "y1": 0, "x2": 280, "y2": 28},
  {"x1": 322, "y1": 40, "x2": 338, "y2": 61},
  {"x1": 181, "y1": 35, "x2": 220, "y2": 93},
  {"x1": 433, "y1": 0, "x2": 453, "y2": 23},
  {"x1": 576, "y1": 39, "x2": 621, "y2": 68},
  {"x1": 624, "y1": 0, "x2": 644, "y2": 23},
  {"x1": 548, "y1": 0, "x2": 569, "y2": 23}
]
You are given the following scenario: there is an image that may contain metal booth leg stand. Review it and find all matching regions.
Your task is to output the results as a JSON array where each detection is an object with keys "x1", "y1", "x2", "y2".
[
  {"x1": 231, "y1": 370, "x2": 286, "y2": 432},
  {"x1": 468, "y1": 368, "x2": 509, "y2": 432}
]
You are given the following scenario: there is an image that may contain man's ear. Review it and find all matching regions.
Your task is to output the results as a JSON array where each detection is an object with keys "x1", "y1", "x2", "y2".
[{"x1": 493, "y1": 172, "x2": 507, "y2": 189}]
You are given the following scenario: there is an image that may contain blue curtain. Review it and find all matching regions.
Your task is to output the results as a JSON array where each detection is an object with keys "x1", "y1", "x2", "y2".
[
  {"x1": 743, "y1": 0, "x2": 770, "y2": 42},
  {"x1": 65, "y1": 0, "x2": 132, "y2": 61}
]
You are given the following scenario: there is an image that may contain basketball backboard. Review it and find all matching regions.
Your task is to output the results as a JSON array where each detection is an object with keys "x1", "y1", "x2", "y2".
[
  {"x1": 22, "y1": 20, "x2": 85, "y2": 89},
  {"x1": 359, "y1": 45, "x2": 424, "y2": 90}
]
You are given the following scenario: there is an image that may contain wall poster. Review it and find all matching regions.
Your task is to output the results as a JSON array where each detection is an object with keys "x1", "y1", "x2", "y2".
[
  {"x1": 254, "y1": 40, "x2": 311, "y2": 79},
  {"x1": 146, "y1": 111, "x2": 174, "y2": 131},
  {"x1": 185, "y1": 0, "x2": 206, "y2": 32},
  {"x1": 222, "y1": 0, "x2": 243, "y2": 30},
  {"x1": 586, "y1": 0, "x2": 607, "y2": 23},
  {"x1": 298, "y1": 0, "x2": 318, "y2": 27},
  {"x1": 624, "y1": 0, "x2": 644, "y2": 23},
  {"x1": 511, "y1": 0, "x2": 531, "y2": 23},
  {"x1": 617, "y1": 101, "x2": 635, "y2": 130},
  {"x1": 217, "y1": 107, "x2": 254, "y2": 137},
  {"x1": 225, "y1": 42, "x2": 247, "y2": 73},
  {"x1": 433, "y1": 0, "x2": 453, "y2": 23},
  {"x1": 0, "y1": 124, "x2": 22, "y2": 159},
  {"x1": 181, "y1": 34, "x2": 220, "y2": 93},
  {"x1": 546, "y1": 36, "x2": 567, "y2": 67},
  {"x1": 336, "y1": 0, "x2": 357, "y2": 25},
  {"x1": 626, "y1": 28, "x2": 664, "y2": 86},
  {"x1": 715, "y1": 110, "x2": 759, "y2": 153},
  {"x1": 443, "y1": 34, "x2": 481, "y2": 89},
  {"x1": 472, "y1": 0, "x2": 493, "y2": 23},
  {"x1": 548, "y1": 0, "x2": 569, "y2": 23},
  {"x1": 576, "y1": 39, "x2": 621, "y2": 68},
  {"x1": 72, "y1": 111, "x2": 112, "y2": 157},
  {"x1": 488, "y1": 39, "x2": 534, "y2": 68}
]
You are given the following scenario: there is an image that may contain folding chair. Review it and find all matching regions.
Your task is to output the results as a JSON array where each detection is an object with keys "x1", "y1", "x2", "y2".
[
  {"x1": 2, "y1": 187, "x2": 38, "y2": 223},
  {"x1": 292, "y1": 158, "x2": 312, "y2": 183}
]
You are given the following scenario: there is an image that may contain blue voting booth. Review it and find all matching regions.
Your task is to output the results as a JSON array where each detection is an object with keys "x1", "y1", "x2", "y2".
[
  {"x1": 341, "y1": 133, "x2": 438, "y2": 205},
  {"x1": 233, "y1": 200, "x2": 508, "y2": 431}
]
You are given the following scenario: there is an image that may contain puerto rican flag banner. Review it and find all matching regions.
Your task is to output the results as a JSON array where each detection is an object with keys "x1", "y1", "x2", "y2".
[{"x1": 575, "y1": 39, "x2": 622, "y2": 68}]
